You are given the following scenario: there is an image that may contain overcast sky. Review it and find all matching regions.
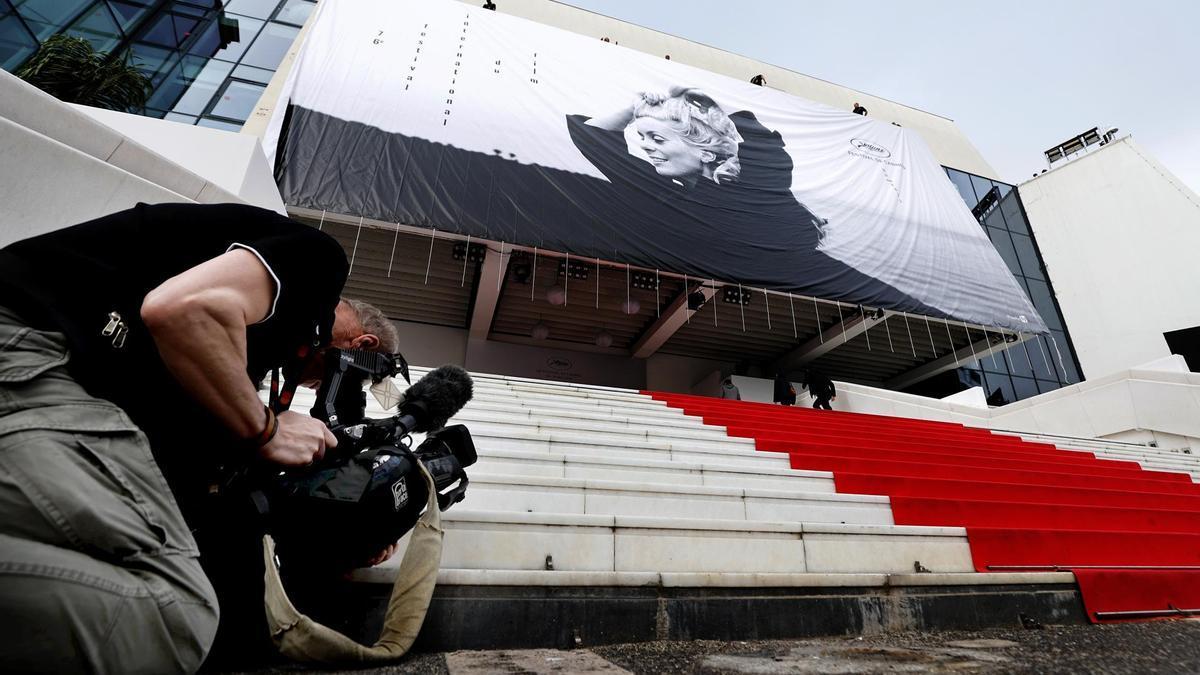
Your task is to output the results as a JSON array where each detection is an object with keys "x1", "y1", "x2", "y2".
[{"x1": 559, "y1": 0, "x2": 1200, "y2": 193}]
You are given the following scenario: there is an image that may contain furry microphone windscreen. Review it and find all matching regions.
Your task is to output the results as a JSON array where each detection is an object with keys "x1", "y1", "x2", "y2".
[{"x1": 402, "y1": 365, "x2": 474, "y2": 431}]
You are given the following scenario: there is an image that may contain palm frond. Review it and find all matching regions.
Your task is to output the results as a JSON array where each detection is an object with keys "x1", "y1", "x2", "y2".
[{"x1": 15, "y1": 34, "x2": 152, "y2": 111}]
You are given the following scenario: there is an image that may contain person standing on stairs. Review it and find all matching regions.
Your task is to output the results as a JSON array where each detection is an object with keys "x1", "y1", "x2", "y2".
[
  {"x1": 802, "y1": 368, "x2": 836, "y2": 410},
  {"x1": 718, "y1": 376, "x2": 741, "y2": 400},
  {"x1": 773, "y1": 372, "x2": 797, "y2": 406}
]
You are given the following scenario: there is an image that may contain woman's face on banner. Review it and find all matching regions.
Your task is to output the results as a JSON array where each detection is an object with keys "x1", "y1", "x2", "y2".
[{"x1": 634, "y1": 117, "x2": 705, "y2": 180}]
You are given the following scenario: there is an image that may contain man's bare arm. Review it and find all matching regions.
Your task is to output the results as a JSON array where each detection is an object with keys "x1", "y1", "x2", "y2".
[{"x1": 141, "y1": 248, "x2": 335, "y2": 466}]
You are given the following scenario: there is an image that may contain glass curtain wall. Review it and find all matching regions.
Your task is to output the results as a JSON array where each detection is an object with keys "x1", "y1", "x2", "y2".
[
  {"x1": 0, "y1": 0, "x2": 314, "y2": 129},
  {"x1": 945, "y1": 166, "x2": 1082, "y2": 403}
]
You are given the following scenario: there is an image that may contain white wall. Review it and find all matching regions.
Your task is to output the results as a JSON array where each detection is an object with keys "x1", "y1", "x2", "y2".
[
  {"x1": 644, "y1": 352, "x2": 732, "y2": 395},
  {"x1": 393, "y1": 320, "x2": 469, "y2": 367},
  {"x1": 0, "y1": 70, "x2": 241, "y2": 245},
  {"x1": 465, "y1": 338, "x2": 646, "y2": 388},
  {"x1": 1018, "y1": 137, "x2": 1200, "y2": 379},
  {"x1": 72, "y1": 106, "x2": 286, "y2": 214}
]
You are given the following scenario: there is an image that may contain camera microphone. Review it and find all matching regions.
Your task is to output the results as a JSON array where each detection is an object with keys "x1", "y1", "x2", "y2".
[{"x1": 392, "y1": 365, "x2": 474, "y2": 435}]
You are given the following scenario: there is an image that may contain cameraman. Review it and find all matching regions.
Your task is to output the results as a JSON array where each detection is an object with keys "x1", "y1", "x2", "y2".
[{"x1": 0, "y1": 202, "x2": 399, "y2": 673}]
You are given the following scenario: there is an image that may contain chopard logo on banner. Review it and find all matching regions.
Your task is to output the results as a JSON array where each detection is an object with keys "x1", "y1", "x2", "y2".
[
  {"x1": 546, "y1": 357, "x2": 573, "y2": 371},
  {"x1": 850, "y1": 138, "x2": 891, "y2": 158},
  {"x1": 848, "y1": 138, "x2": 904, "y2": 167}
]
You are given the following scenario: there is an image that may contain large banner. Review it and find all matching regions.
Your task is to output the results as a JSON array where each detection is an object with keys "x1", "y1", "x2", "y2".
[{"x1": 265, "y1": 0, "x2": 1045, "y2": 333}]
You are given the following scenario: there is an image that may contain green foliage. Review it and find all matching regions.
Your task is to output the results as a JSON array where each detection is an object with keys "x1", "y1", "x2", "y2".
[{"x1": 15, "y1": 34, "x2": 151, "y2": 111}]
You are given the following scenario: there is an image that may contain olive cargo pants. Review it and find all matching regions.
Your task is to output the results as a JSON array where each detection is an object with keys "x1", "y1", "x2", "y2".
[{"x1": 0, "y1": 306, "x2": 218, "y2": 674}]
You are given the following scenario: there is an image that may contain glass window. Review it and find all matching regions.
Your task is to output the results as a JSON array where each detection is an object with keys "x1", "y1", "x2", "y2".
[
  {"x1": 982, "y1": 345, "x2": 1008, "y2": 374},
  {"x1": 167, "y1": 10, "x2": 200, "y2": 45},
  {"x1": 197, "y1": 116, "x2": 243, "y2": 131},
  {"x1": 164, "y1": 111, "x2": 197, "y2": 123},
  {"x1": 957, "y1": 365, "x2": 984, "y2": 390},
  {"x1": 0, "y1": 12, "x2": 38, "y2": 71},
  {"x1": 274, "y1": 0, "x2": 314, "y2": 26},
  {"x1": 982, "y1": 373, "x2": 1015, "y2": 406},
  {"x1": 999, "y1": 190, "x2": 1030, "y2": 234},
  {"x1": 105, "y1": 0, "x2": 153, "y2": 32},
  {"x1": 146, "y1": 50, "x2": 181, "y2": 88},
  {"x1": 1024, "y1": 336, "x2": 1058, "y2": 381},
  {"x1": 140, "y1": 11, "x2": 180, "y2": 47},
  {"x1": 1003, "y1": 341, "x2": 1035, "y2": 378},
  {"x1": 14, "y1": 0, "x2": 93, "y2": 40},
  {"x1": 66, "y1": 2, "x2": 122, "y2": 53},
  {"x1": 224, "y1": 0, "x2": 280, "y2": 19},
  {"x1": 1012, "y1": 376, "x2": 1039, "y2": 400},
  {"x1": 204, "y1": 13, "x2": 261, "y2": 61},
  {"x1": 146, "y1": 52, "x2": 208, "y2": 111},
  {"x1": 969, "y1": 174, "x2": 995, "y2": 204},
  {"x1": 126, "y1": 41, "x2": 172, "y2": 78},
  {"x1": 239, "y1": 20, "x2": 296, "y2": 69},
  {"x1": 987, "y1": 226, "x2": 1022, "y2": 276},
  {"x1": 208, "y1": 78, "x2": 264, "y2": 121},
  {"x1": 231, "y1": 62, "x2": 272, "y2": 83},
  {"x1": 1036, "y1": 379, "x2": 1061, "y2": 394},
  {"x1": 169, "y1": 56, "x2": 231, "y2": 115},
  {"x1": 982, "y1": 202, "x2": 1007, "y2": 231},
  {"x1": 1010, "y1": 233, "x2": 1045, "y2": 280},
  {"x1": 1024, "y1": 278, "x2": 1063, "y2": 331},
  {"x1": 945, "y1": 168, "x2": 977, "y2": 210}
]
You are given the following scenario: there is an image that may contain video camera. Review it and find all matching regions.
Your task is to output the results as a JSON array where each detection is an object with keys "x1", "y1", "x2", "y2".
[{"x1": 264, "y1": 349, "x2": 477, "y2": 570}]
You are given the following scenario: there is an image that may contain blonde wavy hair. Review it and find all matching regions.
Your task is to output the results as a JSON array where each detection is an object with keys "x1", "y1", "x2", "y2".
[{"x1": 632, "y1": 89, "x2": 743, "y2": 184}]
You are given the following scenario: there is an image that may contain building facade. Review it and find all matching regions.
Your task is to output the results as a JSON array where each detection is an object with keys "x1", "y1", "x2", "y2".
[
  {"x1": 0, "y1": 0, "x2": 1084, "y2": 402},
  {"x1": 1, "y1": 0, "x2": 313, "y2": 129}
]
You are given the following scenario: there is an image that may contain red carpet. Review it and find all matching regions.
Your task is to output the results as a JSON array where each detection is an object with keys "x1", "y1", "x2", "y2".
[{"x1": 646, "y1": 391, "x2": 1200, "y2": 622}]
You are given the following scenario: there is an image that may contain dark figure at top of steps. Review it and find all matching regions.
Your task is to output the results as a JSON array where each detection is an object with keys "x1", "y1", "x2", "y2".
[
  {"x1": 803, "y1": 369, "x2": 837, "y2": 410},
  {"x1": 773, "y1": 372, "x2": 797, "y2": 406}
]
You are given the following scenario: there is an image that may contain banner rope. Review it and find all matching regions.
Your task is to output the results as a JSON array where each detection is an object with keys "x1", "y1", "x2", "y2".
[
  {"x1": 788, "y1": 293, "x2": 796, "y2": 338},
  {"x1": 348, "y1": 216, "x2": 363, "y2": 278},
  {"x1": 813, "y1": 297, "x2": 823, "y2": 343},
  {"x1": 530, "y1": 246, "x2": 537, "y2": 302},
  {"x1": 387, "y1": 222, "x2": 401, "y2": 278},
  {"x1": 902, "y1": 312, "x2": 917, "y2": 358},
  {"x1": 424, "y1": 228, "x2": 436, "y2": 285},
  {"x1": 495, "y1": 242, "x2": 505, "y2": 291},
  {"x1": 963, "y1": 323, "x2": 981, "y2": 367},
  {"x1": 1051, "y1": 335, "x2": 1071, "y2": 382},
  {"x1": 738, "y1": 283, "x2": 746, "y2": 332},
  {"x1": 460, "y1": 233, "x2": 471, "y2": 287},
  {"x1": 924, "y1": 313, "x2": 937, "y2": 358},
  {"x1": 711, "y1": 279, "x2": 718, "y2": 327},
  {"x1": 882, "y1": 311, "x2": 894, "y2": 352}
]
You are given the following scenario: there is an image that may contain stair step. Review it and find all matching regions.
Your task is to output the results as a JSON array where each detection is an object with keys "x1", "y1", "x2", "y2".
[
  {"x1": 473, "y1": 448, "x2": 838, "y2": 492},
  {"x1": 425, "y1": 511, "x2": 974, "y2": 575},
  {"x1": 463, "y1": 473, "x2": 892, "y2": 524}
]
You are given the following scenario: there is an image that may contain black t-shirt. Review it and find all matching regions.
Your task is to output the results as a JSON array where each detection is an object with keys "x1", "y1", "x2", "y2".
[{"x1": 0, "y1": 202, "x2": 348, "y2": 506}]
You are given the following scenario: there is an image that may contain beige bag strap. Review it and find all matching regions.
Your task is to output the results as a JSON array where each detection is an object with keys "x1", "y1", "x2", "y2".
[{"x1": 261, "y1": 460, "x2": 444, "y2": 664}]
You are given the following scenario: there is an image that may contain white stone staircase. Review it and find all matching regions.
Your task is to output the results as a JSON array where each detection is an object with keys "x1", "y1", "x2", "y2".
[
  {"x1": 993, "y1": 430, "x2": 1200, "y2": 481},
  {"x1": 285, "y1": 368, "x2": 1070, "y2": 586}
]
